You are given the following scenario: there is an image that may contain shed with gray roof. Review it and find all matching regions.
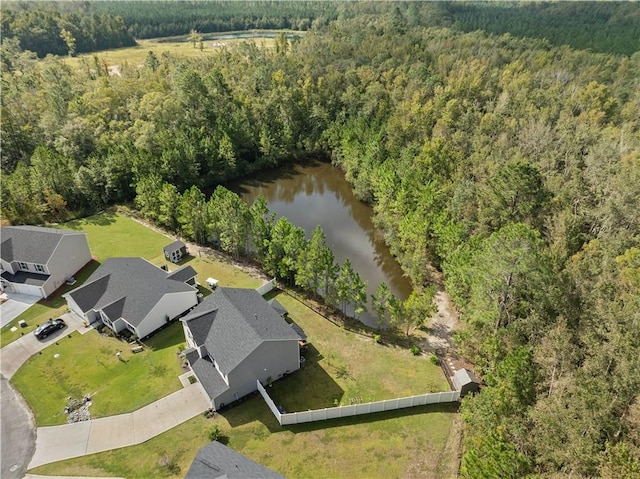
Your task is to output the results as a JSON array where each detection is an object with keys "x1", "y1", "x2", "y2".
[
  {"x1": 452, "y1": 368, "x2": 481, "y2": 398},
  {"x1": 182, "y1": 288, "x2": 304, "y2": 410},
  {"x1": 64, "y1": 257, "x2": 198, "y2": 339}
]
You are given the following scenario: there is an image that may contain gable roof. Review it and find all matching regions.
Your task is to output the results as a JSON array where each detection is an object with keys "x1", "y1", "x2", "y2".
[
  {"x1": 185, "y1": 350, "x2": 229, "y2": 401},
  {"x1": 65, "y1": 258, "x2": 195, "y2": 327},
  {"x1": 185, "y1": 441, "x2": 285, "y2": 479},
  {"x1": 182, "y1": 288, "x2": 300, "y2": 374},
  {"x1": 163, "y1": 240, "x2": 185, "y2": 254},
  {"x1": 1, "y1": 226, "x2": 86, "y2": 264},
  {"x1": 166, "y1": 264, "x2": 197, "y2": 283},
  {"x1": 452, "y1": 368, "x2": 479, "y2": 390}
]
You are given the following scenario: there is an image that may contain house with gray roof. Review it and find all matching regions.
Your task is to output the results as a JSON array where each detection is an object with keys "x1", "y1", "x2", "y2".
[
  {"x1": 64, "y1": 258, "x2": 198, "y2": 339},
  {"x1": 0, "y1": 226, "x2": 91, "y2": 299},
  {"x1": 185, "y1": 441, "x2": 285, "y2": 479},
  {"x1": 182, "y1": 288, "x2": 303, "y2": 410}
]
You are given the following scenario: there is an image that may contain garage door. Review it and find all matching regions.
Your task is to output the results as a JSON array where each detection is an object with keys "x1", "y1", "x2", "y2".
[{"x1": 11, "y1": 283, "x2": 44, "y2": 298}]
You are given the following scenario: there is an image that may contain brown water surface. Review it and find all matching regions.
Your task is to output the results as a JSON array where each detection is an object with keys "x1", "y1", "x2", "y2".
[{"x1": 230, "y1": 160, "x2": 412, "y2": 327}]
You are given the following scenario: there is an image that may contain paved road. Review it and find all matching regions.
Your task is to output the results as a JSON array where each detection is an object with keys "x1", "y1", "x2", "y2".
[
  {"x1": 29, "y1": 383, "x2": 211, "y2": 469},
  {"x1": 1, "y1": 312, "x2": 85, "y2": 379},
  {"x1": 1, "y1": 377, "x2": 36, "y2": 479}
]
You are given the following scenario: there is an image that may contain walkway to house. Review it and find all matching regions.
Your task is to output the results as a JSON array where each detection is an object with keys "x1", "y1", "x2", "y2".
[{"x1": 29, "y1": 383, "x2": 210, "y2": 469}]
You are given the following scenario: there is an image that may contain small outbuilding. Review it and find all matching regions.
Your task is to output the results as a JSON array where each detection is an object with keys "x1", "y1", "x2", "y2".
[
  {"x1": 163, "y1": 240, "x2": 187, "y2": 264},
  {"x1": 452, "y1": 368, "x2": 481, "y2": 398}
]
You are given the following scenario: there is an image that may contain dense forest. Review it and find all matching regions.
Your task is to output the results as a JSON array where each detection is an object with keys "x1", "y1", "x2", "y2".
[
  {"x1": 3, "y1": 1, "x2": 639, "y2": 57},
  {"x1": 2, "y1": 2, "x2": 640, "y2": 477}
]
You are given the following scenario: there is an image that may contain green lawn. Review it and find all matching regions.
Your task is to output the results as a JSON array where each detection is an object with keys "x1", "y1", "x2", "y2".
[
  {"x1": 11, "y1": 322, "x2": 186, "y2": 426},
  {"x1": 30, "y1": 384, "x2": 458, "y2": 479}
]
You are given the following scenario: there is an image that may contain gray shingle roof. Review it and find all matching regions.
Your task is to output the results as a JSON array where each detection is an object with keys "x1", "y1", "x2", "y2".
[
  {"x1": 166, "y1": 265, "x2": 197, "y2": 283},
  {"x1": 185, "y1": 441, "x2": 286, "y2": 479},
  {"x1": 65, "y1": 258, "x2": 195, "y2": 327},
  {"x1": 267, "y1": 298, "x2": 288, "y2": 317},
  {"x1": 183, "y1": 310, "x2": 217, "y2": 345},
  {"x1": 1, "y1": 226, "x2": 85, "y2": 264},
  {"x1": 452, "y1": 368, "x2": 479, "y2": 390},
  {"x1": 163, "y1": 240, "x2": 185, "y2": 254},
  {"x1": 182, "y1": 288, "x2": 300, "y2": 375},
  {"x1": 186, "y1": 350, "x2": 229, "y2": 401}
]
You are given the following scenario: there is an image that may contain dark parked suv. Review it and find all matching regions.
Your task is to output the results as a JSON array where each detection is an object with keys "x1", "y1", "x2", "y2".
[{"x1": 33, "y1": 318, "x2": 66, "y2": 339}]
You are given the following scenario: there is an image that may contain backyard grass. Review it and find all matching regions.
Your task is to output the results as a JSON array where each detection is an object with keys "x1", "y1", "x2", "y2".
[
  {"x1": 11, "y1": 322, "x2": 186, "y2": 426},
  {"x1": 31, "y1": 392, "x2": 458, "y2": 479}
]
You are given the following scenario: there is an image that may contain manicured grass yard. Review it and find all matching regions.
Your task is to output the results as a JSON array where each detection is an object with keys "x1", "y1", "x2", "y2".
[{"x1": 11, "y1": 322, "x2": 186, "y2": 426}]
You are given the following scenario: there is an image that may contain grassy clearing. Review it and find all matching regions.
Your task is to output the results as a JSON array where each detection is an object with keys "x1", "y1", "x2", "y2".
[
  {"x1": 11, "y1": 322, "x2": 186, "y2": 426},
  {"x1": 61, "y1": 33, "x2": 283, "y2": 71},
  {"x1": 179, "y1": 255, "x2": 265, "y2": 291}
]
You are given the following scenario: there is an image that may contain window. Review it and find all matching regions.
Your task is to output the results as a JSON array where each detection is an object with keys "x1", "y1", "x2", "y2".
[
  {"x1": 35, "y1": 264, "x2": 45, "y2": 273},
  {"x1": 18, "y1": 262, "x2": 28, "y2": 270}
]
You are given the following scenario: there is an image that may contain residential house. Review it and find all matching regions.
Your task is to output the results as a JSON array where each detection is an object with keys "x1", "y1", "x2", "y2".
[
  {"x1": 182, "y1": 288, "x2": 303, "y2": 410},
  {"x1": 64, "y1": 258, "x2": 198, "y2": 339},
  {"x1": 0, "y1": 226, "x2": 92, "y2": 299},
  {"x1": 185, "y1": 441, "x2": 285, "y2": 479},
  {"x1": 163, "y1": 240, "x2": 187, "y2": 264}
]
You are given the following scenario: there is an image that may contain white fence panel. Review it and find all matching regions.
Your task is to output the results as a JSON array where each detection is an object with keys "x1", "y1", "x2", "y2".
[
  {"x1": 262, "y1": 382, "x2": 460, "y2": 426},
  {"x1": 256, "y1": 380, "x2": 281, "y2": 422},
  {"x1": 256, "y1": 279, "x2": 276, "y2": 296}
]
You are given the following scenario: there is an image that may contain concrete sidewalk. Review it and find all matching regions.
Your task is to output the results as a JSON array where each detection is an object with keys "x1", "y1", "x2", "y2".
[
  {"x1": 29, "y1": 383, "x2": 211, "y2": 468},
  {"x1": 0, "y1": 312, "x2": 85, "y2": 379}
]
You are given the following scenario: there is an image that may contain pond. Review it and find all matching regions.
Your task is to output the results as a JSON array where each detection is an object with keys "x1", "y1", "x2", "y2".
[{"x1": 230, "y1": 160, "x2": 412, "y2": 328}]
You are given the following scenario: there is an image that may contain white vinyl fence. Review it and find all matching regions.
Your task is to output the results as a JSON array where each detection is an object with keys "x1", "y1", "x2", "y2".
[
  {"x1": 255, "y1": 279, "x2": 277, "y2": 297},
  {"x1": 257, "y1": 380, "x2": 459, "y2": 426}
]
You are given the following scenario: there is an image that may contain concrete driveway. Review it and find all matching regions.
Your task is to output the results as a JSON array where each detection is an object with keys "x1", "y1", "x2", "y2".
[
  {"x1": 0, "y1": 312, "x2": 85, "y2": 379},
  {"x1": 29, "y1": 383, "x2": 211, "y2": 468},
  {"x1": 0, "y1": 293, "x2": 40, "y2": 328}
]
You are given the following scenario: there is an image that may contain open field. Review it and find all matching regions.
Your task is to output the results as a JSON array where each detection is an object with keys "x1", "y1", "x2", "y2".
[
  {"x1": 61, "y1": 31, "x2": 298, "y2": 72},
  {"x1": 11, "y1": 322, "x2": 186, "y2": 426}
]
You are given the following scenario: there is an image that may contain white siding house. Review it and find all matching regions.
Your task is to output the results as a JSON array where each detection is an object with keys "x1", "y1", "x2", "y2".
[
  {"x1": 64, "y1": 258, "x2": 198, "y2": 339},
  {"x1": 0, "y1": 226, "x2": 91, "y2": 299}
]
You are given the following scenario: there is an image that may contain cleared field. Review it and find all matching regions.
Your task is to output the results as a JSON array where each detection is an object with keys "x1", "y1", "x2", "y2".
[{"x1": 61, "y1": 31, "x2": 298, "y2": 71}]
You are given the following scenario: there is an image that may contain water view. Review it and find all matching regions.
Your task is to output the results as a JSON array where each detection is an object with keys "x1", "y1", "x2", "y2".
[{"x1": 230, "y1": 160, "x2": 412, "y2": 327}]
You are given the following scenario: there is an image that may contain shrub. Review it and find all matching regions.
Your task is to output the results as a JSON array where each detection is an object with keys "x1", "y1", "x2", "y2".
[
  {"x1": 188, "y1": 375, "x2": 198, "y2": 384},
  {"x1": 429, "y1": 354, "x2": 440, "y2": 365},
  {"x1": 410, "y1": 345, "x2": 420, "y2": 356},
  {"x1": 374, "y1": 334, "x2": 382, "y2": 344},
  {"x1": 208, "y1": 425, "x2": 222, "y2": 441}
]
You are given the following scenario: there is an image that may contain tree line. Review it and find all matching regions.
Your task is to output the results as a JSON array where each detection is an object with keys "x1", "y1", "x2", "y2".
[
  {"x1": 1, "y1": 5, "x2": 135, "y2": 57},
  {"x1": 1, "y1": 4, "x2": 639, "y2": 475},
  {"x1": 136, "y1": 180, "x2": 434, "y2": 336}
]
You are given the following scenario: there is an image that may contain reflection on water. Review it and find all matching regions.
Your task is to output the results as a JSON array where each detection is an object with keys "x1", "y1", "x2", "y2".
[{"x1": 230, "y1": 160, "x2": 413, "y2": 327}]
